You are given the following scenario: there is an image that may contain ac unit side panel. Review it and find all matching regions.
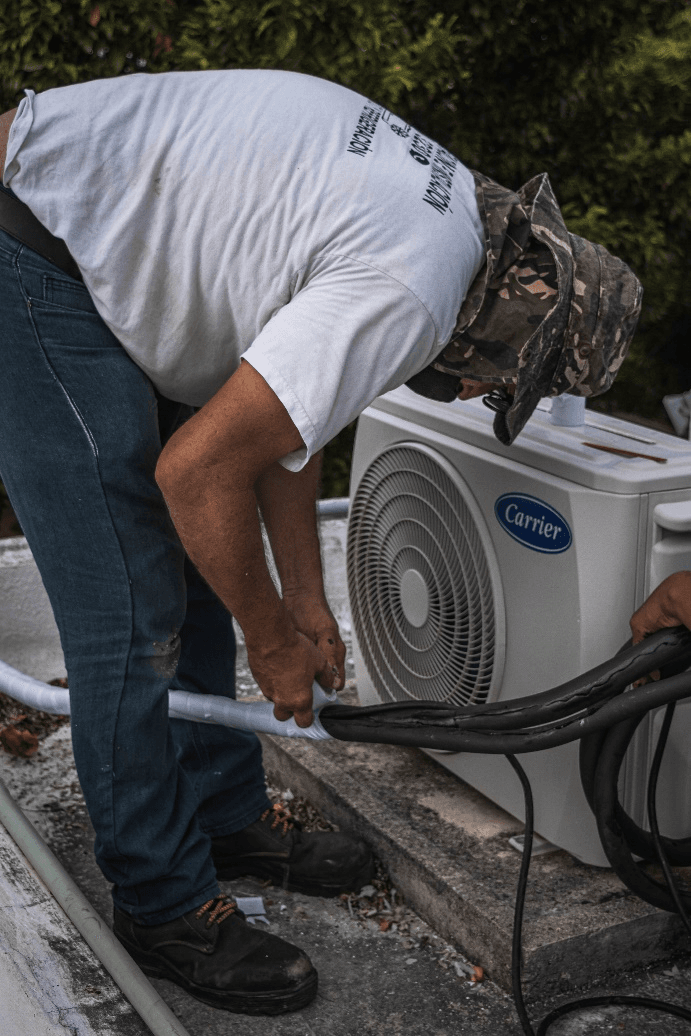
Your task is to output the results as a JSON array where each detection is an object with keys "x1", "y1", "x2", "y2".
[
  {"x1": 618, "y1": 488, "x2": 691, "y2": 828},
  {"x1": 422, "y1": 744, "x2": 609, "y2": 867},
  {"x1": 643, "y1": 488, "x2": 691, "y2": 602},
  {"x1": 649, "y1": 701, "x2": 691, "y2": 840}
]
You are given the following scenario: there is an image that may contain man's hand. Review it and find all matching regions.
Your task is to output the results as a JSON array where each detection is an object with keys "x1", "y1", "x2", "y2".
[
  {"x1": 630, "y1": 571, "x2": 691, "y2": 644},
  {"x1": 283, "y1": 592, "x2": 346, "y2": 691},
  {"x1": 253, "y1": 451, "x2": 344, "y2": 724},
  {"x1": 457, "y1": 379, "x2": 515, "y2": 401},
  {"x1": 246, "y1": 626, "x2": 334, "y2": 727}
]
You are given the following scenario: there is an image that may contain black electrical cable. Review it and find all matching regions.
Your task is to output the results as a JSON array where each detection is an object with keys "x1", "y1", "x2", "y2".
[
  {"x1": 316, "y1": 626, "x2": 691, "y2": 1032},
  {"x1": 647, "y1": 703, "x2": 691, "y2": 935},
  {"x1": 579, "y1": 643, "x2": 691, "y2": 910},
  {"x1": 508, "y1": 750, "x2": 691, "y2": 1034},
  {"x1": 505, "y1": 754, "x2": 536, "y2": 1036}
]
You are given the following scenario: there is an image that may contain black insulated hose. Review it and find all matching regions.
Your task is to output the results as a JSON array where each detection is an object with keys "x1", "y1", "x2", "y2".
[{"x1": 319, "y1": 627, "x2": 691, "y2": 756}]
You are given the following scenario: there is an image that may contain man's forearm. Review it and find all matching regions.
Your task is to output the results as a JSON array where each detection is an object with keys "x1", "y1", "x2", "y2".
[
  {"x1": 153, "y1": 359, "x2": 333, "y2": 725},
  {"x1": 160, "y1": 473, "x2": 294, "y2": 655},
  {"x1": 255, "y1": 452, "x2": 346, "y2": 686},
  {"x1": 255, "y1": 452, "x2": 325, "y2": 599}
]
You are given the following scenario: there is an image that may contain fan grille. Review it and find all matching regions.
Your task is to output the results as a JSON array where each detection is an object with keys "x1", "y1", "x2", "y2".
[{"x1": 347, "y1": 443, "x2": 501, "y2": 707}]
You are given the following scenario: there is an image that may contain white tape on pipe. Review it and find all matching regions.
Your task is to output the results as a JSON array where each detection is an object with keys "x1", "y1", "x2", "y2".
[
  {"x1": 0, "y1": 658, "x2": 71, "y2": 714},
  {"x1": 168, "y1": 683, "x2": 336, "y2": 739},
  {"x1": 0, "y1": 658, "x2": 336, "y2": 740}
]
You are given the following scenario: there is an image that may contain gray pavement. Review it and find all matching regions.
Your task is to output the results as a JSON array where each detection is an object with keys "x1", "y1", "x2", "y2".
[
  {"x1": 2, "y1": 516, "x2": 691, "y2": 1034},
  {"x1": 259, "y1": 705, "x2": 691, "y2": 997},
  {"x1": 0, "y1": 725, "x2": 519, "y2": 1036}
]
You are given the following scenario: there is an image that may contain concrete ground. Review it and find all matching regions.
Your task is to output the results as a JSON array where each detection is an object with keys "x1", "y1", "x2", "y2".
[
  {"x1": 2, "y1": 516, "x2": 691, "y2": 1034},
  {"x1": 1, "y1": 724, "x2": 521, "y2": 1036}
]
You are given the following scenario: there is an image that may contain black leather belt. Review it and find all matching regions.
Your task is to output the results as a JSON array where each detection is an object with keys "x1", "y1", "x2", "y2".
[{"x1": 0, "y1": 188, "x2": 82, "y2": 281}]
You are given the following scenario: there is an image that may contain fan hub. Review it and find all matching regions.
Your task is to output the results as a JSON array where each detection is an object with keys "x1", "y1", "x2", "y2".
[{"x1": 399, "y1": 568, "x2": 430, "y2": 628}]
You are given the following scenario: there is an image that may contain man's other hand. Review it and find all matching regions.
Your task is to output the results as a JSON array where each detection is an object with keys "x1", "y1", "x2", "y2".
[
  {"x1": 283, "y1": 592, "x2": 346, "y2": 692},
  {"x1": 457, "y1": 379, "x2": 516, "y2": 401},
  {"x1": 630, "y1": 571, "x2": 691, "y2": 644}
]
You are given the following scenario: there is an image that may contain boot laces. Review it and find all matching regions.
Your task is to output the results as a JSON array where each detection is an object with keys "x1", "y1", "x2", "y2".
[
  {"x1": 195, "y1": 894, "x2": 237, "y2": 927},
  {"x1": 260, "y1": 801, "x2": 296, "y2": 837}
]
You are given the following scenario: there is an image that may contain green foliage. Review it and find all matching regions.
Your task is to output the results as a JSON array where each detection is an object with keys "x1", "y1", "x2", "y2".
[
  {"x1": 556, "y1": 8, "x2": 691, "y2": 415},
  {"x1": 321, "y1": 422, "x2": 357, "y2": 499},
  {"x1": 172, "y1": 0, "x2": 466, "y2": 108},
  {"x1": 1, "y1": 0, "x2": 690, "y2": 491},
  {"x1": 0, "y1": 1, "x2": 176, "y2": 95}
]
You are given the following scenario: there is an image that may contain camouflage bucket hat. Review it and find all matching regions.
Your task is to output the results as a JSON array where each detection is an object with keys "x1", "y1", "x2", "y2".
[{"x1": 406, "y1": 170, "x2": 643, "y2": 445}]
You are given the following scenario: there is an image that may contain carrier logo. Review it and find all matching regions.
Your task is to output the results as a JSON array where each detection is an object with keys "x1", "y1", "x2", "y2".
[{"x1": 494, "y1": 493, "x2": 572, "y2": 554}]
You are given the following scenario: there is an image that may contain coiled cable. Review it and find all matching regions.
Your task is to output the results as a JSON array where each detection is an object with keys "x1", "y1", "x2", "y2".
[
  {"x1": 319, "y1": 625, "x2": 691, "y2": 1033},
  {"x1": 509, "y1": 746, "x2": 691, "y2": 1034}
]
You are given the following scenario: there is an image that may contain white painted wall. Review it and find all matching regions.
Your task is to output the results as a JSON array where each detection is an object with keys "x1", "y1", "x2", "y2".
[{"x1": 0, "y1": 538, "x2": 65, "y2": 682}]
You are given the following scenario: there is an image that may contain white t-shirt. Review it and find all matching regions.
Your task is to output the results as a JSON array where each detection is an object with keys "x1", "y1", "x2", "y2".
[{"x1": 4, "y1": 70, "x2": 484, "y2": 469}]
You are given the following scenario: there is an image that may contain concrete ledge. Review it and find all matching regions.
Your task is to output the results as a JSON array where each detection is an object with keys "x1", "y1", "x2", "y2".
[{"x1": 260, "y1": 689, "x2": 691, "y2": 997}]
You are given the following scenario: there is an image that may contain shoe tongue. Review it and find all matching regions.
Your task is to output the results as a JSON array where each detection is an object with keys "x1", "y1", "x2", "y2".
[
  {"x1": 266, "y1": 805, "x2": 300, "y2": 835},
  {"x1": 183, "y1": 901, "x2": 233, "y2": 947}
]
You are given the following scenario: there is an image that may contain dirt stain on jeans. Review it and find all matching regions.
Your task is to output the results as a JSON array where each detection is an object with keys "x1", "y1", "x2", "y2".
[{"x1": 149, "y1": 631, "x2": 181, "y2": 678}]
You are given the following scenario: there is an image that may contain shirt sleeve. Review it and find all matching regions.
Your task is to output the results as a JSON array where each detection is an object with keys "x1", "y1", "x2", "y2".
[
  {"x1": 242, "y1": 254, "x2": 439, "y2": 470},
  {"x1": 3, "y1": 91, "x2": 34, "y2": 185}
]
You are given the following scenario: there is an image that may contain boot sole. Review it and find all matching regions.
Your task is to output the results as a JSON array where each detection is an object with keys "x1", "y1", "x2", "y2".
[
  {"x1": 118, "y1": 939, "x2": 318, "y2": 1015},
  {"x1": 214, "y1": 856, "x2": 376, "y2": 896}
]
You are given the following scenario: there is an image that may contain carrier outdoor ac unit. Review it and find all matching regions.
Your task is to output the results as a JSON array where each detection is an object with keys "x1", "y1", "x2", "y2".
[{"x1": 346, "y1": 386, "x2": 691, "y2": 866}]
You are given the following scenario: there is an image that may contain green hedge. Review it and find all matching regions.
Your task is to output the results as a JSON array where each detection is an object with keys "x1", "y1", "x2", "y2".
[{"x1": 1, "y1": 0, "x2": 690, "y2": 500}]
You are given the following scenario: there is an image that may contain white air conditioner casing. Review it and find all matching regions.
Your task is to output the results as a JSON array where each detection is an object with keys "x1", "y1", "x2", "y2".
[{"x1": 347, "y1": 387, "x2": 691, "y2": 866}]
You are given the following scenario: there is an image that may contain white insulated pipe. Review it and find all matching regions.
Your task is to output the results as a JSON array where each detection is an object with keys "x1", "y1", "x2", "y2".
[
  {"x1": 0, "y1": 657, "x2": 337, "y2": 740},
  {"x1": 168, "y1": 686, "x2": 336, "y2": 738},
  {"x1": 316, "y1": 496, "x2": 349, "y2": 519}
]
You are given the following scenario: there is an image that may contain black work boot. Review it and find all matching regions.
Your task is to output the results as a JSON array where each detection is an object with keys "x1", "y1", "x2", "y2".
[
  {"x1": 114, "y1": 894, "x2": 317, "y2": 1014},
  {"x1": 211, "y1": 802, "x2": 375, "y2": 895}
]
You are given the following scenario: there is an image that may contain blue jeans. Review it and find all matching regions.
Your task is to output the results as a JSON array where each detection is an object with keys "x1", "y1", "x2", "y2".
[{"x1": 0, "y1": 202, "x2": 270, "y2": 923}]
